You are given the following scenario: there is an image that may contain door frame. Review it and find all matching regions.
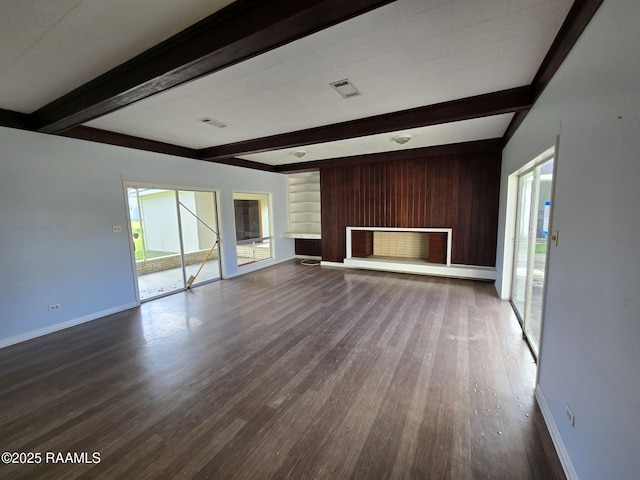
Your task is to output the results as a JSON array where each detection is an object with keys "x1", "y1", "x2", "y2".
[{"x1": 506, "y1": 142, "x2": 558, "y2": 360}]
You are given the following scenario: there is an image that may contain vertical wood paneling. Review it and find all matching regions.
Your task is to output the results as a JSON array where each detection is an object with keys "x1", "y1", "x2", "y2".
[{"x1": 320, "y1": 150, "x2": 501, "y2": 265}]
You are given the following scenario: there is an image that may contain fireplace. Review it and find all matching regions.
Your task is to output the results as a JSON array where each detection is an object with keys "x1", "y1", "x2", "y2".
[
  {"x1": 340, "y1": 227, "x2": 495, "y2": 280},
  {"x1": 348, "y1": 227, "x2": 450, "y2": 265}
]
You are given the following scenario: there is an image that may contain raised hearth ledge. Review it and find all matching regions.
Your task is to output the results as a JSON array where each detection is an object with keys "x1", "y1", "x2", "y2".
[{"x1": 321, "y1": 259, "x2": 496, "y2": 281}]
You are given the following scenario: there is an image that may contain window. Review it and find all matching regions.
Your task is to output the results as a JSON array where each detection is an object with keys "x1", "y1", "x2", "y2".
[{"x1": 233, "y1": 192, "x2": 273, "y2": 266}]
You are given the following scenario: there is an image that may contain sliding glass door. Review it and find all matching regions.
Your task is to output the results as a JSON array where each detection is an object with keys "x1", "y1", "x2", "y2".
[
  {"x1": 127, "y1": 185, "x2": 220, "y2": 301},
  {"x1": 511, "y1": 157, "x2": 554, "y2": 356},
  {"x1": 178, "y1": 190, "x2": 220, "y2": 286}
]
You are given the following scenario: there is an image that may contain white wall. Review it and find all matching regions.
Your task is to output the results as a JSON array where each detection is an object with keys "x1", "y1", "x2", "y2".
[
  {"x1": 0, "y1": 127, "x2": 293, "y2": 346},
  {"x1": 496, "y1": 0, "x2": 640, "y2": 478}
]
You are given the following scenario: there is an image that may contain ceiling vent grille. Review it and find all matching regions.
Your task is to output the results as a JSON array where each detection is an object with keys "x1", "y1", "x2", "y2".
[
  {"x1": 198, "y1": 117, "x2": 227, "y2": 128},
  {"x1": 330, "y1": 79, "x2": 361, "y2": 99}
]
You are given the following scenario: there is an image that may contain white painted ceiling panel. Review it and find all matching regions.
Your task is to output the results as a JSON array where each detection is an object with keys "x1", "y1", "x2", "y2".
[
  {"x1": 0, "y1": 0, "x2": 233, "y2": 112},
  {"x1": 84, "y1": 0, "x2": 572, "y2": 156},
  {"x1": 239, "y1": 114, "x2": 514, "y2": 166},
  {"x1": 452, "y1": 0, "x2": 509, "y2": 30}
]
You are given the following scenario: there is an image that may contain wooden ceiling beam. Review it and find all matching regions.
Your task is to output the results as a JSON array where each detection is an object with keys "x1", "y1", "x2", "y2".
[
  {"x1": 33, "y1": 0, "x2": 395, "y2": 134},
  {"x1": 198, "y1": 86, "x2": 533, "y2": 161},
  {"x1": 59, "y1": 126, "x2": 199, "y2": 159},
  {"x1": 59, "y1": 126, "x2": 277, "y2": 171},
  {"x1": 503, "y1": 0, "x2": 605, "y2": 144},
  {"x1": 532, "y1": 0, "x2": 605, "y2": 99},
  {"x1": 0, "y1": 109, "x2": 34, "y2": 131}
]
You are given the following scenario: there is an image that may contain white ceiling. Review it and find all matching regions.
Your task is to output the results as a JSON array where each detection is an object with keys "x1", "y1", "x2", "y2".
[
  {"x1": 1, "y1": 0, "x2": 574, "y2": 165},
  {"x1": 240, "y1": 114, "x2": 514, "y2": 166},
  {"x1": 0, "y1": 0, "x2": 233, "y2": 112}
]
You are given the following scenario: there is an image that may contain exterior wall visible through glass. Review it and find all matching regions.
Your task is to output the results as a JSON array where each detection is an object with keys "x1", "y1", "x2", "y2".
[{"x1": 126, "y1": 186, "x2": 221, "y2": 301}]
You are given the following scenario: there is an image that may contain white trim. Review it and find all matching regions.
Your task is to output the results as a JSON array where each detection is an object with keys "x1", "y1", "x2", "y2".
[
  {"x1": 346, "y1": 226, "x2": 452, "y2": 266},
  {"x1": 284, "y1": 232, "x2": 321, "y2": 239},
  {"x1": 535, "y1": 136, "x2": 561, "y2": 383},
  {"x1": 498, "y1": 144, "x2": 556, "y2": 299},
  {"x1": 498, "y1": 174, "x2": 519, "y2": 299},
  {"x1": 320, "y1": 261, "x2": 345, "y2": 268},
  {"x1": 509, "y1": 146, "x2": 556, "y2": 177},
  {"x1": 123, "y1": 180, "x2": 222, "y2": 194},
  {"x1": 122, "y1": 182, "x2": 142, "y2": 304},
  {"x1": 295, "y1": 255, "x2": 322, "y2": 260},
  {"x1": 535, "y1": 385, "x2": 580, "y2": 480},
  {"x1": 214, "y1": 190, "x2": 227, "y2": 278},
  {"x1": 0, "y1": 302, "x2": 138, "y2": 350},
  {"x1": 324, "y1": 258, "x2": 496, "y2": 281}
]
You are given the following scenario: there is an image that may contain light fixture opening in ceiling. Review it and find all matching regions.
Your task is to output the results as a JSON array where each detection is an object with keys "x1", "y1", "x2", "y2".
[
  {"x1": 291, "y1": 150, "x2": 307, "y2": 159},
  {"x1": 392, "y1": 134, "x2": 412, "y2": 146},
  {"x1": 198, "y1": 117, "x2": 227, "y2": 128},
  {"x1": 330, "y1": 79, "x2": 361, "y2": 99}
]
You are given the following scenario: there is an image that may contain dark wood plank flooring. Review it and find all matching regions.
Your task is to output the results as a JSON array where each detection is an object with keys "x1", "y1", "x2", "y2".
[{"x1": 0, "y1": 261, "x2": 564, "y2": 479}]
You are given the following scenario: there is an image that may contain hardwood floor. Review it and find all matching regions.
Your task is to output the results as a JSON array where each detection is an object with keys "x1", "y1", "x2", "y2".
[{"x1": 0, "y1": 261, "x2": 564, "y2": 479}]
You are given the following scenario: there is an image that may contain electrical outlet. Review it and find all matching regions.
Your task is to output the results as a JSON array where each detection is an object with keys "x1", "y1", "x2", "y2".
[
  {"x1": 112, "y1": 225, "x2": 122, "y2": 233},
  {"x1": 566, "y1": 404, "x2": 575, "y2": 427},
  {"x1": 49, "y1": 304, "x2": 61, "y2": 311}
]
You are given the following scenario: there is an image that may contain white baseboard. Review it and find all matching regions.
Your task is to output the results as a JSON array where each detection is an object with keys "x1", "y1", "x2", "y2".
[
  {"x1": 319, "y1": 261, "x2": 345, "y2": 268},
  {"x1": 0, "y1": 302, "x2": 139, "y2": 350},
  {"x1": 295, "y1": 255, "x2": 322, "y2": 260},
  {"x1": 223, "y1": 255, "x2": 296, "y2": 279},
  {"x1": 535, "y1": 385, "x2": 580, "y2": 480}
]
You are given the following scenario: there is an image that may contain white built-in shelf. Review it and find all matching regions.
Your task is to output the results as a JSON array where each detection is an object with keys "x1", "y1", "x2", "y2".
[
  {"x1": 284, "y1": 232, "x2": 321, "y2": 239},
  {"x1": 287, "y1": 172, "x2": 321, "y2": 239}
]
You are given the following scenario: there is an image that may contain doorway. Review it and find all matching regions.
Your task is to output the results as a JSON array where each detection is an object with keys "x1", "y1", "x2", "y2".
[
  {"x1": 511, "y1": 153, "x2": 554, "y2": 357},
  {"x1": 126, "y1": 185, "x2": 221, "y2": 301}
]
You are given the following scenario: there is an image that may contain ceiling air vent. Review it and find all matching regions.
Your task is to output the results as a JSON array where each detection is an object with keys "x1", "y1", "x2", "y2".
[
  {"x1": 330, "y1": 79, "x2": 361, "y2": 99},
  {"x1": 198, "y1": 117, "x2": 227, "y2": 128}
]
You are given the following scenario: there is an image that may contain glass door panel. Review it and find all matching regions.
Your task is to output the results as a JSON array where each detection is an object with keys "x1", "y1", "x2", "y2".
[
  {"x1": 512, "y1": 172, "x2": 533, "y2": 320},
  {"x1": 178, "y1": 191, "x2": 221, "y2": 286},
  {"x1": 510, "y1": 156, "x2": 554, "y2": 357},
  {"x1": 128, "y1": 187, "x2": 185, "y2": 300},
  {"x1": 525, "y1": 158, "x2": 554, "y2": 350}
]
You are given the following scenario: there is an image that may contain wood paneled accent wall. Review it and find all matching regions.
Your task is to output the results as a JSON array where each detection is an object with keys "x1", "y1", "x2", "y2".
[{"x1": 320, "y1": 151, "x2": 501, "y2": 265}]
